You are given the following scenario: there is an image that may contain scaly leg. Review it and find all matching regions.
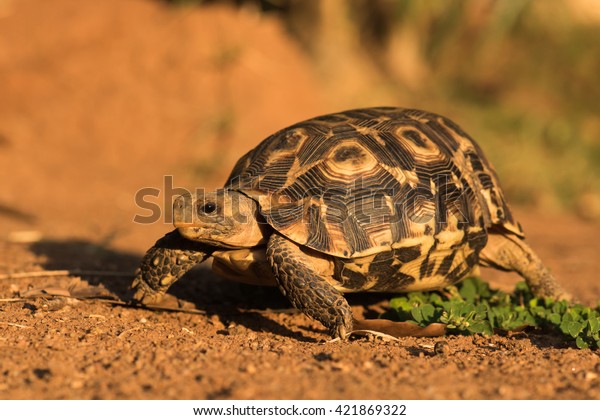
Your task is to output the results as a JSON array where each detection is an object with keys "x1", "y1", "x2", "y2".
[
  {"x1": 131, "y1": 229, "x2": 214, "y2": 304},
  {"x1": 266, "y1": 232, "x2": 353, "y2": 339},
  {"x1": 479, "y1": 232, "x2": 572, "y2": 302}
]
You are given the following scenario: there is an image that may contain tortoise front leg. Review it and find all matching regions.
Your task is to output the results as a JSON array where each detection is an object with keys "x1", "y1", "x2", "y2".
[
  {"x1": 131, "y1": 229, "x2": 214, "y2": 304},
  {"x1": 266, "y1": 232, "x2": 353, "y2": 340}
]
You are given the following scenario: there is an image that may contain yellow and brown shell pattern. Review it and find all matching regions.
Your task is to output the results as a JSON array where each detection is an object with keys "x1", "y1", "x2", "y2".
[{"x1": 227, "y1": 107, "x2": 524, "y2": 292}]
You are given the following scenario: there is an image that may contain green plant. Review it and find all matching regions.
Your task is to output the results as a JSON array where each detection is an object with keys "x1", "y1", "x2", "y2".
[{"x1": 384, "y1": 277, "x2": 600, "y2": 349}]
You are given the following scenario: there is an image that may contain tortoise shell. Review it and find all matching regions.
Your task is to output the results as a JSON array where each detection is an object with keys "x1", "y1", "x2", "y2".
[{"x1": 225, "y1": 107, "x2": 523, "y2": 259}]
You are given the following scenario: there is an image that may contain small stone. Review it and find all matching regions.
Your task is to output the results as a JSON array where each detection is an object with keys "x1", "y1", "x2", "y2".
[
  {"x1": 330, "y1": 362, "x2": 351, "y2": 372},
  {"x1": 497, "y1": 385, "x2": 510, "y2": 397},
  {"x1": 242, "y1": 364, "x2": 257, "y2": 374},
  {"x1": 8, "y1": 230, "x2": 42, "y2": 243},
  {"x1": 32, "y1": 368, "x2": 52, "y2": 380},
  {"x1": 41, "y1": 298, "x2": 67, "y2": 312},
  {"x1": 434, "y1": 340, "x2": 451, "y2": 356},
  {"x1": 227, "y1": 323, "x2": 242, "y2": 336},
  {"x1": 209, "y1": 315, "x2": 224, "y2": 329},
  {"x1": 472, "y1": 335, "x2": 487, "y2": 346},
  {"x1": 70, "y1": 380, "x2": 84, "y2": 389}
]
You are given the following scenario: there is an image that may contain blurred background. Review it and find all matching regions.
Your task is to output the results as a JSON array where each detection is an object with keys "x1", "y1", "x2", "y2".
[{"x1": 1, "y1": 0, "x2": 599, "y2": 254}]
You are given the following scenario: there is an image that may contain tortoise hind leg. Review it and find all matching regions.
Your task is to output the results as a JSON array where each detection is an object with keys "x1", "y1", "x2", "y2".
[
  {"x1": 266, "y1": 232, "x2": 353, "y2": 340},
  {"x1": 479, "y1": 232, "x2": 572, "y2": 302}
]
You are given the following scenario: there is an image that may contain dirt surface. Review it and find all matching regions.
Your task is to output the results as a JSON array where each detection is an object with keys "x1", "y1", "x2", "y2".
[{"x1": 1, "y1": 0, "x2": 600, "y2": 400}]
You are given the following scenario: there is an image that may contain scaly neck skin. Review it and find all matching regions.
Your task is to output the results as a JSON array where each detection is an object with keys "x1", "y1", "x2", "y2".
[{"x1": 174, "y1": 189, "x2": 269, "y2": 248}]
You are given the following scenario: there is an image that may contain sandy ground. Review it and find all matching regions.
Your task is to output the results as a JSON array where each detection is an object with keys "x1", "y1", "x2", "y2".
[{"x1": 1, "y1": 0, "x2": 599, "y2": 400}]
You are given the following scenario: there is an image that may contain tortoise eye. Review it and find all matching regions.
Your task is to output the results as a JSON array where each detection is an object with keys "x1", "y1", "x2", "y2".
[{"x1": 199, "y1": 202, "x2": 217, "y2": 214}]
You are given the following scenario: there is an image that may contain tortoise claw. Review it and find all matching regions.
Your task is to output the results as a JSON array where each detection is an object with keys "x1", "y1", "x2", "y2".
[
  {"x1": 130, "y1": 276, "x2": 165, "y2": 305},
  {"x1": 332, "y1": 323, "x2": 350, "y2": 341}
]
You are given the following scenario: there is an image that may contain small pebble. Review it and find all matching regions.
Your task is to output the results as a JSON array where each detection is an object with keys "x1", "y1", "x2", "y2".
[
  {"x1": 8, "y1": 230, "x2": 42, "y2": 243},
  {"x1": 40, "y1": 298, "x2": 67, "y2": 312},
  {"x1": 241, "y1": 364, "x2": 257, "y2": 374},
  {"x1": 434, "y1": 340, "x2": 451, "y2": 356},
  {"x1": 70, "y1": 380, "x2": 84, "y2": 389},
  {"x1": 497, "y1": 385, "x2": 510, "y2": 397}
]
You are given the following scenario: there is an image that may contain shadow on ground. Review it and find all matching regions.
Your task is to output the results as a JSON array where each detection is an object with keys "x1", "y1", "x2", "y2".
[{"x1": 27, "y1": 239, "x2": 396, "y2": 340}]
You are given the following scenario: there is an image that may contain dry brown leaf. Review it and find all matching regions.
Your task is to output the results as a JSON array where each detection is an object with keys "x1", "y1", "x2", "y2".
[{"x1": 352, "y1": 318, "x2": 447, "y2": 338}]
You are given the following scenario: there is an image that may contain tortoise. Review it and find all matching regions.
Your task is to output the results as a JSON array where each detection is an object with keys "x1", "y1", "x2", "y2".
[{"x1": 131, "y1": 107, "x2": 571, "y2": 340}]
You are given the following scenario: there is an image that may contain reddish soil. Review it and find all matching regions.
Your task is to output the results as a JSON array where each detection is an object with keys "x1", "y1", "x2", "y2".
[{"x1": 1, "y1": 0, "x2": 599, "y2": 400}]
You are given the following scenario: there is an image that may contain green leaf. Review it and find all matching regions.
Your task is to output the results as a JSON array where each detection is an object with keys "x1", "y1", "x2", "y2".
[
  {"x1": 588, "y1": 317, "x2": 599, "y2": 333},
  {"x1": 468, "y1": 321, "x2": 493, "y2": 336},
  {"x1": 548, "y1": 313, "x2": 562, "y2": 325},
  {"x1": 420, "y1": 304, "x2": 436, "y2": 321},
  {"x1": 562, "y1": 312, "x2": 574, "y2": 323},
  {"x1": 411, "y1": 307, "x2": 423, "y2": 323},
  {"x1": 576, "y1": 336, "x2": 589, "y2": 349},
  {"x1": 381, "y1": 277, "x2": 600, "y2": 349},
  {"x1": 564, "y1": 321, "x2": 583, "y2": 338},
  {"x1": 459, "y1": 279, "x2": 477, "y2": 302}
]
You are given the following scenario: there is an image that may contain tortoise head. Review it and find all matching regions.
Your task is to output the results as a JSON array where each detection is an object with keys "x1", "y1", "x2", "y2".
[{"x1": 173, "y1": 190, "x2": 269, "y2": 248}]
